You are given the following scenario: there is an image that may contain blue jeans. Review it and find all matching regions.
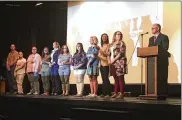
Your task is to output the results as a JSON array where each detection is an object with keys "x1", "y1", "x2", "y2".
[{"x1": 58, "y1": 66, "x2": 70, "y2": 76}]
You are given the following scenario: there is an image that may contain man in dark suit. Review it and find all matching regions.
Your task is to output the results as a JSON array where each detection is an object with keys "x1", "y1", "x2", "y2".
[
  {"x1": 148, "y1": 24, "x2": 169, "y2": 50},
  {"x1": 148, "y1": 23, "x2": 169, "y2": 96}
]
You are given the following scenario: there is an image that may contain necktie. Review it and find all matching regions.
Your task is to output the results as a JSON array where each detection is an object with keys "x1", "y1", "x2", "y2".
[{"x1": 154, "y1": 36, "x2": 157, "y2": 44}]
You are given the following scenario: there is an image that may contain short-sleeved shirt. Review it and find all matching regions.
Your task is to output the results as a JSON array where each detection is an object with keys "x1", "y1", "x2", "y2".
[
  {"x1": 41, "y1": 55, "x2": 51, "y2": 72},
  {"x1": 58, "y1": 54, "x2": 72, "y2": 68},
  {"x1": 16, "y1": 58, "x2": 26, "y2": 74},
  {"x1": 7, "y1": 51, "x2": 19, "y2": 66}
]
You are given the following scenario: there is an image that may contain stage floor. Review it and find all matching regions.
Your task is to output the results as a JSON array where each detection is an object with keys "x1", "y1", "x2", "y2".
[
  {"x1": 0, "y1": 94, "x2": 181, "y2": 120},
  {"x1": 1, "y1": 94, "x2": 181, "y2": 104}
]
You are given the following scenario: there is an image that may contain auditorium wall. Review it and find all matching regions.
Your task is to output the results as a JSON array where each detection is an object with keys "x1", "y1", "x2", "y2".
[{"x1": 67, "y1": 1, "x2": 181, "y2": 84}]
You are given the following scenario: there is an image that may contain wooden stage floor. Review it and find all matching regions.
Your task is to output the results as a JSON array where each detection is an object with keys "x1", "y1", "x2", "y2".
[{"x1": 0, "y1": 94, "x2": 181, "y2": 120}]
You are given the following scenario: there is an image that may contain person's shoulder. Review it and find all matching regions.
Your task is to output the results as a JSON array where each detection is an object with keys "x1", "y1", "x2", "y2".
[
  {"x1": 15, "y1": 50, "x2": 18, "y2": 54},
  {"x1": 22, "y1": 58, "x2": 26, "y2": 62},
  {"x1": 81, "y1": 51, "x2": 86, "y2": 55},
  {"x1": 58, "y1": 54, "x2": 62, "y2": 57},
  {"x1": 37, "y1": 53, "x2": 41, "y2": 57},
  {"x1": 160, "y1": 33, "x2": 168, "y2": 38},
  {"x1": 149, "y1": 36, "x2": 153, "y2": 40}
]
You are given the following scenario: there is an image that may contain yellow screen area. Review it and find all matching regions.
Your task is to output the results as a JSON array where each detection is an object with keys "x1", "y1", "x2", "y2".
[{"x1": 67, "y1": 2, "x2": 181, "y2": 84}]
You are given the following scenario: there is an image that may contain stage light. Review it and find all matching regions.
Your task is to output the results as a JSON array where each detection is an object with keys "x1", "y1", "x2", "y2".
[{"x1": 35, "y1": 2, "x2": 43, "y2": 6}]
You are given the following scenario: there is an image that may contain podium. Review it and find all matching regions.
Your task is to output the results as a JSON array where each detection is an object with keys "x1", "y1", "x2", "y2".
[{"x1": 137, "y1": 46, "x2": 169, "y2": 100}]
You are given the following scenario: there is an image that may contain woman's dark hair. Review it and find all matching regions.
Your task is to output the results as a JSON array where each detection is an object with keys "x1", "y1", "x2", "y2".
[
  {"x1": 41, "y1": 47, "x2": 49, "y2": 58},
  {"x1": 101, "y1": 33, "x2": 109, "y2": 46},
  {"x1": 75, "y1": 43, "x2": 84, "y2": 55},
  {"x1": 60, "y1": 45, "x2": 70, "y2": 54}
]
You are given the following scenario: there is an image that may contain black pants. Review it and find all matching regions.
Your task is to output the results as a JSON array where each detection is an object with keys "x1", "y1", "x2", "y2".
[
  {"x1": 100, "y1": 66, "x2": 111, "y2": 96},
  {"x1": 6, "y1": 65, "x2": 17, "y2": 92},
  {"x1": 51, "y1": 75, "x2": 61, "y2": 94}
]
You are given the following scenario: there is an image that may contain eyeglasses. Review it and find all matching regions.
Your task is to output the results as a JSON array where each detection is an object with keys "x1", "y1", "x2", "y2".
[
  {"x1": 151, "y1": 27, "x2": 157, "y2": 30},
  {"x1": 32, "y1": 49, "x2": 36, "y2": 50},
  {"x1": 116, "y1": 34, "x2": 122, "y2": 35},
  {"x1": 63, "y1": 48, "x2": 67, "y2": 49}
]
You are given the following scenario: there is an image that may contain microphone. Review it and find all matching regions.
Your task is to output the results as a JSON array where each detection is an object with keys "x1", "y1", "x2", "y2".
[{"x1": 141, "y1": 32, "x2": 148, "y2": 35}]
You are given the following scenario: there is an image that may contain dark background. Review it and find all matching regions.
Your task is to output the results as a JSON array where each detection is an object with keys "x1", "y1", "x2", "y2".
[{"x1": 0, "y1": 1, "x2": 67, "y2": 77}]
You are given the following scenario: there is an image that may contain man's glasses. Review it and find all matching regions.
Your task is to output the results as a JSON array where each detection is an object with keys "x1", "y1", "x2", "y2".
[{"x1": 151, "y1": 27, "x2": 157, "y2": 30}]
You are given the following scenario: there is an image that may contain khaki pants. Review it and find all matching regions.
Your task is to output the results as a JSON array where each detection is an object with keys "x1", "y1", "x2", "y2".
[
  {"x1": 74, "y1": 69, "x2": 86, "y2": 95},
  {"x1": 16, "y1": 74, "x2": 25, "y2": 93},
  {"x1": 27, "y1": 73, "x2": 40, "y2": 94}
]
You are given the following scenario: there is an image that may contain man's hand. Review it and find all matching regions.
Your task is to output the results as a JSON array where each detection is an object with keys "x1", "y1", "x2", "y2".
[
  {"x1": 14, "y1": 72, "x2": 17, "y2": 77},
  {"x1": 7, "y1": 66, "x2": 10, "y2": 71}
]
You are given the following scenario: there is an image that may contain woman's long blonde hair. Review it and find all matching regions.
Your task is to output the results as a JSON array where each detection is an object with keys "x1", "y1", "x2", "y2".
[
  {"x1": 91, "y1": 36, "x2": 98, "y2": 45},
  {"x1": 53, "y1": 41, "x2": 60, "y2": 49}
]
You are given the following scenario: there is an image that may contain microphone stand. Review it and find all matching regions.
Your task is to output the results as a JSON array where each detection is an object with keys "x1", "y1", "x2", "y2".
[{"x1": 140, "y1": 34, "x2": 144, "y2": 96}]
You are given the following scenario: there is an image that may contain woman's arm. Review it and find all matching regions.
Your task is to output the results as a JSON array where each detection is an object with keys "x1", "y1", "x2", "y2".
[
  {"x1": 111, "y1": 42, "x2": 125, "y2": 64},
  {"x1": 63, "y1": 56, "x2": 72, "y2": 65},
  {"x1": 34, "y1": 55, "x2": 41, "y2": 73},
  {"x1": 57, "y1": 55, "x2": 62, "y2": 66}
]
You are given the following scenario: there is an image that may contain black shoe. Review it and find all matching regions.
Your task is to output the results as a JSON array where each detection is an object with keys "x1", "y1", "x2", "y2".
[
  {"x1": 6, "y1": 90, "x2": 16, "y2": 95},
  {"x1": 12, "y1": 91, "x2": 18, "y2": 95},
  {"x1": 99, "y1": 94, "x2": 105, "y2": 98}
]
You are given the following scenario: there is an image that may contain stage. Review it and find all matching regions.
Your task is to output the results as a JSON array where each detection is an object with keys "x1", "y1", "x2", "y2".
[{"x1": 0, "y1": 95, "x2": 180, "y2": 120}]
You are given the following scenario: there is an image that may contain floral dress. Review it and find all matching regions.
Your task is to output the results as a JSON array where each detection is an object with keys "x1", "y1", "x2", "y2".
[{"x1": 112, "y1": 41, "x2": 128, "y2": 76}]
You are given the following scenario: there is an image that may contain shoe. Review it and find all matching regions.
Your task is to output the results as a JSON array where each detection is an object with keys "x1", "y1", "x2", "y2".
[
  {"x1": 64, "y1": 93, "x2": 69, "y2": 96},
  {"x1": 6, "y1": 92, "x2": 12, "y2": 95},
  {"x1": 111, "y1": 93, "x2": 118, "y2": 98},
  {"x1": 92, "y1": 94, "x2": 97, "y2": 98},
  {"x1": 33, "y1": 92, "x2": 39, "y2": 95},
  {"x1": 99, "y1": 94, "x2": 104, "y2": 98},
  {"x1": 86, "y1": 93, "x2": 93, "y2": 98},
  {"x1": 51, "y1": 93, "x2": 54, "y2": 95},
  {"x1": 6, "y1": 90, "x2": 15, "y2": 95},
  {"x1": 12, "y1": 91, "x2": 18, "y2": 95},
  {"x1": 104, "y1": 95, "x2": 110, "y2": 99},
  {"x1": 18, "y1": 92, "x2": 24, "y2": 95},
  {"x1": 27, "y1": 92, "x2": 33, "y2": 95},
  {"x1": 54, "y1": 93, "x2": 58, "y2": 96},
  {"x1": 115, "y1": 92, "x2": 124, "y2": 99},
  {"x1": 75, "y1": 94, "x2": 83, "y2": 97},
  {"x1": 41, "y1": 93, "x2": 49, "y2": 96}
]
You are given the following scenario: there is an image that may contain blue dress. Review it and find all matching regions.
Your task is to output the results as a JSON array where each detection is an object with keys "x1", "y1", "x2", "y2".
[{"x1": 86, "y1": 46, "x2": 99, "y2": 76}]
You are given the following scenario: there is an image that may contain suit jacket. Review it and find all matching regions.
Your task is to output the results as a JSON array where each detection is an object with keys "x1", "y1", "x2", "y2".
[
  {"x1": 148, "y1": 33, "x2": 170, "y2": 65},
  {"x1": 148, "y1": 33, "x2": 169, "y2": 50},
  {"x1": 52, "y1": 49, "x2": 60, "y2": 64}
]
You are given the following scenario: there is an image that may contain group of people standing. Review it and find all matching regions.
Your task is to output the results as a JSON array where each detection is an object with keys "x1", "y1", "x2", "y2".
[
  {"x1": 6, "y1": 30, "x2": 127, "y2": 99},
  {"x1": 6, "y1": 23, "x2": 169, "y2": 99}
]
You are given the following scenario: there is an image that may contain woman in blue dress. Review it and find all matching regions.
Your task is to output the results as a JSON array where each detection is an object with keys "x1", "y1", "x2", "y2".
[{"x1": 86, "y1": 36, "x2": 99, "y2": 98}]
